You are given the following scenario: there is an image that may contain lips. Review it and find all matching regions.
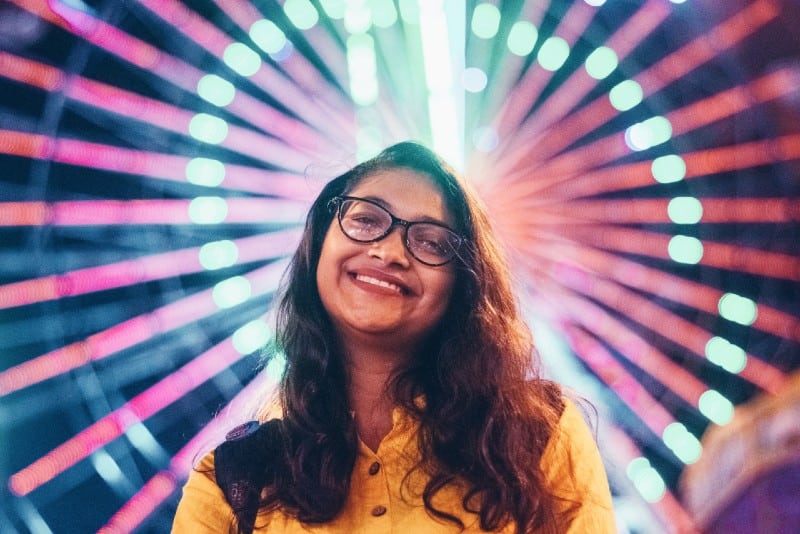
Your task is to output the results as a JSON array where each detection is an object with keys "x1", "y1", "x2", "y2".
[{"x1": 348, "y1": 269, "x2": 411, "y2": 295}]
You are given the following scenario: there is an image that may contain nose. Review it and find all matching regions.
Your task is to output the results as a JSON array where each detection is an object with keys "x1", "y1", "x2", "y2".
[{"x1": 368, "y1": 226, "x2": 410, "y2": 267}]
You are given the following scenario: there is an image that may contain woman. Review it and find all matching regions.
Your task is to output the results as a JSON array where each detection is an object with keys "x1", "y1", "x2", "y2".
[{"x1": 173, "y1": 142, "x2": 616, "y2": 533}]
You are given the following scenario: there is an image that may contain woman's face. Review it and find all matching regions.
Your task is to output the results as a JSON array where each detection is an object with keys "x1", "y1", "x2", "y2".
[{"x1": 316, "y1": 168, "x2": 457, "y2": 353}]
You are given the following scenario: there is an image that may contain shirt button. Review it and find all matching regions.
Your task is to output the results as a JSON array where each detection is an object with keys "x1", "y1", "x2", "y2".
[
  {"x1": 368, "y1": 461, "x2": 380, "y2": 475},
  {"x1": 371, "y1": 505, "x2": 387, "y2": 517}
]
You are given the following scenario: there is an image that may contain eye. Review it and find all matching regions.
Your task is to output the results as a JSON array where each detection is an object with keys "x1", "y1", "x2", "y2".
[{"x1": 410, "y1": 226, "x2": 452, "y2": 257}]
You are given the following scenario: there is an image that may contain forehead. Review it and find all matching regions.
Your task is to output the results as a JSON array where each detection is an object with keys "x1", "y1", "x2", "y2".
[{"x1": 347, "y1": 168, "x2": 453, "y2": 225}]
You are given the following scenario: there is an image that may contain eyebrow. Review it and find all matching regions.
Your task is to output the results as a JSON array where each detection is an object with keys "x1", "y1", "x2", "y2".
[{"x1": 358, "y1": 195, "x2": 453, "y2": 227}]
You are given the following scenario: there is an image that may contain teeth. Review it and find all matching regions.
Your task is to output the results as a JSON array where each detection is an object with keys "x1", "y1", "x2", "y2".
[{"x1": 355, "y1": 274, "x2": 402, "y2": 293}]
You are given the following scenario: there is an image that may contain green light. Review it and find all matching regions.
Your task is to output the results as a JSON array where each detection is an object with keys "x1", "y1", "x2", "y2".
[
  {"x1": 705, "y1": 336, "x2": 747, "y2": 374},
  {"x1": 185, "y1": 157, "x2": 225, "y2": 187},
  {"x1": 471, "y1": 3, "x2": 500, "y2": 39},
  {"x1": 663, "y1": 422, "x2": 702, "y2": 464},
  {"x1": 507, "y1": 21, "x2": 538, "y2": 56},
  {"x1": 266, "y1": 352, "x2": 287, "y2": 380},
  {"x1": 188, "y1": 114, "x2": 228, "y2": 145},
  {"x1": 197, "y1": 74, "x2": 235, "y2": 107},
  {"x1": 223, "y1": 43, "x2": 261, "y2": 77},
  {"x1": 372, "y1": 0, "x2": 398, "y2": 28},
  {"x1": 668, "y1": 197, "x2": 703, "y2": 224},
  {"x1": 319, "y1": 0, "x2": 346, "y2": 19},
  {"x1": 398, "y1": 0, "x2": 419, "y2": 24},
  {"x1": 213, "y1": 276, "x2": 252, "y2": 309},
  {"x1": 250, "y1": 19, "x2": 287, "y2": 55},
  {"x1": 199, "y1": 240, "x2": 238, "y2": 270},
  {"x1": 345, "y1": 0, "x2": 371, "y2": 34},
  {"x1": 718, "y1": 293, "x2": 758, "y2": 325},
  {"x1": 651, "y1": 154, "x2": 686, "y2": 183},
  {"x1": 585, "y1": 46, "x2": 618, "y2": 80},
  {"x1": 232, "y1": 320, "x2": 271, "y2": 355},
  {"x1": 283, "y1": 0, "x2": 319, "y2": 30},
  {"x1": 346, "y1": 33, "x2": 378, "y2": 105},
  {"x1": 626, "y1": 457, "x2": 651, "y2": 481},
  {"x1": 626, "y1": 458, "x2": 666, "y2": 503},
  {"x1": 668, "y1": 235, "x2": 703, "y2": 264},
  {"x1": 609, "y1": 79, "x2": 643, "y2": 111},
  {"x1": 625, "y1": 116, "x2": 672, "y2": 151},
  {"x1": 188, "y1": 197, "x2": 228, "y2": 224},
  {"x1": 699, "y1": 389, "x2": 734, "y2": 425},
  {"x1": 356, "y1": 126, "x2": 383, "y2": 163},
  {"x1": 537, "y1": 36, "x2": 569, "y2": 71}
]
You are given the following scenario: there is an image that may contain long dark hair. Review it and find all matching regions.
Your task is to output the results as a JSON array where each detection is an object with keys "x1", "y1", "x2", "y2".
[{"x1": 257, "y1": 141, "x2": 567, "y2": 532}]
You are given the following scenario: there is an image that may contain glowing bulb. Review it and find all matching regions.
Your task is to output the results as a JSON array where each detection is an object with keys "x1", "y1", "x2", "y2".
[
  {"x1": 507, "y1": 21, "x2": 538, "y2": 56},
  {"x1": 651, "y1": 154, "x2": 686, "y2": 183},
  {"x1": 537, "y1": 37, "x2": 570, "y2": 71},
  {"x1": 668, "y1": 197, "x2": 703, "y2": 224},
  {"x1": 185, "y1": 158, "x2": 225, "y2": 187},
  {"x1": 609, "y1": 80, "x2": 643, "y2": 111},
  {"x1": 197, "y1": 75, "x2": 235, "y2": 107},
  {"x1": 472, "y1": 3, "x2": 501, "y2": 39},
  {"x1": 719, "y1": 293, "x2": 758, "y2": 325},
  {"x1": 585, "y1": 46, "x2": 618, "y2": 79},
  {"x1": 668, "y1": 235, "x2": 703, "y2": 264}
]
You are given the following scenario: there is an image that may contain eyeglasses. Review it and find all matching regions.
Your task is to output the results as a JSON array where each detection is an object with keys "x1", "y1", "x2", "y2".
[{"x1": 328, "y1": 196, "x2": 464, "y2": 266}]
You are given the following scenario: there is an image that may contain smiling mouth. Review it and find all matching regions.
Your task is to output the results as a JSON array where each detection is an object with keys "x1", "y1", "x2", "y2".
[{"x1": 353, "y1": 274, "x2": 405, "y2": 294}]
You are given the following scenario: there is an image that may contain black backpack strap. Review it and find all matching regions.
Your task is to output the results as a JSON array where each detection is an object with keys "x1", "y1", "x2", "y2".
[{"x1": 214, "y1": 419, "x2": 283, "y2": 534}]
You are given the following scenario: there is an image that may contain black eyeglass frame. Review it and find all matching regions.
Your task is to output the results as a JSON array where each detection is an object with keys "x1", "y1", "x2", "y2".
[{"x1": 328, "y1": 195, "x2": 465, "y2": 267}]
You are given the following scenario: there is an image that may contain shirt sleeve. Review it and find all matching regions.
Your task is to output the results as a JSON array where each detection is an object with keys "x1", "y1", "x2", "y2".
[
  {"x1": 172, "y1": 451, "x2": 236, "y2": 533},
  {"x1": 541, "y1": 399, "x2": 617, "y2": 533}
]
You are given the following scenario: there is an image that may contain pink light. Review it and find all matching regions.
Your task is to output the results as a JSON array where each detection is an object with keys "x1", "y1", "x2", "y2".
[
  {"x1": 492, "y1": 0, "x2": 595, "y2": 141},
  {"x1": 12, "y1": 2, "x2": 339, "y2": 160},
  {"x1": 565, "y1": 325, "x2": 675, "y2": 436},
  {"x1": 9, "y1": 338, "x2": 244, "y2": 496},
  {"x1": 0, "y1": 199, "x2": 309, "y2": 227},
  {"x1": 604, "y1": 425, "x2": 699, "y2": 533},
  {"x1": 134, "y1": 0, "x2": 355, "y2": 146},
  {"x1": 0, "y1": 50, "x2": 64, "y2": 90},
  {"x1": 99, "y1": 368, "x2": 279, "y2": 532},
  {"x1": 0, "y1": 258, "x2": 291, "y2": 395},
  {"x1": 0, "y1": 227, "x2": 300, "y2": 310}
]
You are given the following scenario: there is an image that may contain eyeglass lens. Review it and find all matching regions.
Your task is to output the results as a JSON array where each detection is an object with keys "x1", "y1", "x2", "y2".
[{"x1": 337, "y1": 198, "x2": 459, "y2": 265}]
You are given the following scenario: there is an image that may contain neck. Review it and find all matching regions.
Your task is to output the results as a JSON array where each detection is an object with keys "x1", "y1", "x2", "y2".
[{"x1": 342, "y1": 339, "x2": 413, "y2": 451}]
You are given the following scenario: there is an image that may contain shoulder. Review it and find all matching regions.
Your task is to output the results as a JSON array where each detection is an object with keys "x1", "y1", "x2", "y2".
[
  {"x1": 172, "y1": 449, "x2": 233, "y2": 532},
  {"x1": 541, "y1": 397, "x2": 617, "y2": 532}
]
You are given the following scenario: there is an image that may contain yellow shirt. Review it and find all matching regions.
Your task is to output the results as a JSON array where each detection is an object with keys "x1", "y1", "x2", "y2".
[{"x1": 172, "y1": 399, "x2": 616, "y2": 533}]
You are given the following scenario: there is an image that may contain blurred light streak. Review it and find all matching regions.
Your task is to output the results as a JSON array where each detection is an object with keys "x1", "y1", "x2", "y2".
[
  {"x1": 0, "y1": 50, "x2": 63, "y2": 90},
  {"x1": 667, "y1": 68, "x2": 800, "y2": 138},
  {"x1": 604, "y1": 425, "x2": 699, "y2": 532},
  {"x1": 635, "y1": 0, "x2": 780, "y2": 98},
  {"x1": 0, "y1": 257, "x2": 292, "y2": 395},
  {"x1": 500, "y1": 0, "x2": 668, "y2": 160},
  {"x1": 564, "y1": 325, "x2": 677, "y2": 436},
  {"x1": 541, "y1": 240, "x2": 800, "y2": 356},
  {"x1": 533, "y1": 198, "x2": 800, "y2": 225},
  {"x1": 495, "y1": 122, "x2": 800, "y2": 211},
  {"x1": 132, "y1": 0, "x2": 355, "y2": 144},
  {"x1": 533, "y1": 134, "x2": 800, "y2": 202},
  {"x1": 0, "y1": 228, "x2": 300, "y2": 310},
  {"x1": 211, "y1": 0, "x2": 356, "y2": 132},
  {"x1": 9, "y1": 332, "x2": 257, "y2": 496},
  {"x1": 9, "y1": 1, "x2": 339, "y2": 158},
  {"x1": 98, "y1": 367, "x2": 279, "y2": 532},
  {"x1": 548, "y1": 259, "x2": 787, "y2": 393},
  {"x1": 492, "y1": 0, "x2": 595, "y2": 141},
  {"x1": 554, "y1": 224, "x2": 799, "y2": 282},
  {"x1": 0, "y1": 198, "x2": 308, "y2": 226},
  {"x1": 533, "y1": 275, "x2": 709, "y2": 409},
  {"x1": 493, "y1": 0, "x2": 779, "y2": 182},
  {"x1": 0, "y1": 130, "x2": 318, "y2": 199}
]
